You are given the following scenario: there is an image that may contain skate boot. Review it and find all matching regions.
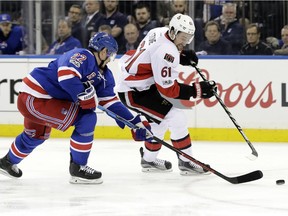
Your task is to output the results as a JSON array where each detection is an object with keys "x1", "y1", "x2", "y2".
[
  {"x1": 69, "y1": 160, "x2": 103, "y2": 184},
  {"x1": 178, "y1": 158, "x2": 210, "y2": 175},
  {"x1": 140, "y1": 147, "x2": 172, "y2": 172},
  {"x1": 0, "y1": 154, "x2": 22, "y2": 178}
]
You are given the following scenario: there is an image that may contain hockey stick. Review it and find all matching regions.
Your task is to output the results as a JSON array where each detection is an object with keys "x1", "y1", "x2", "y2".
[
  {"x1": 97, "y1": 105, "x2": 263, "y2": 184},
  {"x1": 191, "y1": 64, "x2": 258, "y2": 160}
]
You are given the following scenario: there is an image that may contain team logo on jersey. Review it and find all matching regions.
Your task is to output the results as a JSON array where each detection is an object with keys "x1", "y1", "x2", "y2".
[
  {"x1": 148, "y1": 32, "x2": 156, "y2": 45},
  {"x1": 161, "y1": 99, "x2": 170, "y2": 106},
  {"x1": 164, "y1": 53, "x2": 174, "y2": 63},
  {"x1": 87, "y1": 72, "x2": 96, "y2": 80},
  {"x1": 0, "y1": 41, "x2": 8, "y2": 49}
]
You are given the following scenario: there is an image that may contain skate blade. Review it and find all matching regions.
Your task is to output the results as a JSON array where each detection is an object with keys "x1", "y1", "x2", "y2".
[
  {"x1": 180, "y1": 170, "x2": 211, "y2": 176},
  {"x1": 69, "y1": 176, "x2": 103, "y2": 184},
  {"x1": 0, "y1": 169, "x2": 21, "y2": 179},
  {"x1": 142, "y1": 167, "x2": 173, "y2": 173}
]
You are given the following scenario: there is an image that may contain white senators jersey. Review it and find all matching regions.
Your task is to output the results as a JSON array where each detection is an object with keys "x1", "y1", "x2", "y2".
[{"x1": 117, "y1": 27, "x2": 182, "y2": 98}]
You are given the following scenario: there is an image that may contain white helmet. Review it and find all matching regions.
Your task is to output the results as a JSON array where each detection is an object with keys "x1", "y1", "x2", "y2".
[{"x1": 168, "y1": 13, "x2": 195, "y2": 44}]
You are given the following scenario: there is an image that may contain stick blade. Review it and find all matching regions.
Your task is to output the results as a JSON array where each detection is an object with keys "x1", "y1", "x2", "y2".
[{"x1": 230, "y1": 170, "x2": 263, "y2": 184}]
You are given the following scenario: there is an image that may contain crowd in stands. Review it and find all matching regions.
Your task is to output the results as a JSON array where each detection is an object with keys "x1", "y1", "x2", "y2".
[{"x1": 0, "y1": 0, "x2": 288, "y2": 56}]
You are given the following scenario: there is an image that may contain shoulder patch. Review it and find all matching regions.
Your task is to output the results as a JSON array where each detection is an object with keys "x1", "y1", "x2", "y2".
[
  {"x1": 164, "y1": 53, "x2": 175, "y2": 63},
  {"x1": 86, "y1": 72, "x2": 97, "y2": 80}
]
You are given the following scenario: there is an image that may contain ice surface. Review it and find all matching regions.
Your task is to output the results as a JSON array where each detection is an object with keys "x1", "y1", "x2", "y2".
[{"x1": 0, "y1": 138, "x2": 287, "y2": 216}]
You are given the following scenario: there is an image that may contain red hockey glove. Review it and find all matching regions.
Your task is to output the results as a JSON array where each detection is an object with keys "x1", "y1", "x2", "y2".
[
  {"x1": 130, "y1": 115, "x2": 153, "y2": 141},
  {"x1": 192, "y1": 80, "x2": 217, "y2": 99},
  {"x1": 78, "y1": 82, "x2": 98, "y2": 109}
]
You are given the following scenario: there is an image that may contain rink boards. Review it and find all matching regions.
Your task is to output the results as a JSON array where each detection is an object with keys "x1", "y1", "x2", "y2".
[{"x1": 0, "y1": 55, "x2": 287, "y2": 142}]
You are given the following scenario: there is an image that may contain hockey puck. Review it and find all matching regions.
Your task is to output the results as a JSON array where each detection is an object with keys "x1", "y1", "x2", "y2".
[{"x1": 276, "y1": 179, "x2": 285, "y2": 185}]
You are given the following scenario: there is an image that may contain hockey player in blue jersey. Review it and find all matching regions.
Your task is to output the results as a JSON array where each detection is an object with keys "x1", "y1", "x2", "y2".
[{"x1": 0, "y1": 32, "x2": 152, "y2": 184}]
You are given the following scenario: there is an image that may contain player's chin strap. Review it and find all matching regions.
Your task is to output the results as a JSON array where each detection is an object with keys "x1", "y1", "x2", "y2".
[
  {"x1": 94, "y1": 51, "x2": 108, "y2": 70},
  {"x1": 190, "y1": 62, "x2": 258, "y2": 161},
  {"x1": 98, "y1": 53, "x2": 106, "y2": 69},
  {"x1": 97, "y1": 105, "x2": 263, "y2": 184}
]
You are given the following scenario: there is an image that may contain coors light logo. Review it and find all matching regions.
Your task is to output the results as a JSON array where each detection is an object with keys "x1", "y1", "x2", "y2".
[{"x1": 178, "y1": 68, "x2": 276, "y2": 108}]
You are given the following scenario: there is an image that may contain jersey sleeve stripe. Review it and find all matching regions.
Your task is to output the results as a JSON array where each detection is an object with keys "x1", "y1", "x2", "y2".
[
  {"x1": 58, "y1": 66, "x2": 82, "y2": 82},
  {"x1": 155, "y1": 81, "x2": 180, "y2": 98},
  {"x1": 125, "y1": 49, "x2": 145, "y2": 72},
  {"x1": 22, "y1": 76, "x2": 49, "y2": 95},
  {"x1": 125, "y1": 73, "x2": 153, "y2": 81},
  {"x1": 58, "y1": 74, "x2": 76, "y2": 82},
  {"x1": 98, "y1": 96, "x2": 119, "y2": 108}
]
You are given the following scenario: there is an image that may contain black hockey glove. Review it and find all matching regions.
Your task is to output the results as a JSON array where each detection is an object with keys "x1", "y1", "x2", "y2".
[
  {"x1": 192, "y1": 81, "x2": 217, "y2": 99},
  {"x1": 180, "y1": 49, "x2": 198, "y2": 66}
]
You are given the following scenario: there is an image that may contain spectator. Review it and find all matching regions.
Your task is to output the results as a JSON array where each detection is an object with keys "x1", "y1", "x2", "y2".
[
  {"x1": 134, "y1": 2, "x2": 159, "y2": 41},
  {"x1": 100, "y1": 0, "x2": 128, "y2": 49},
  {"x1": 197, "y1": 20, "x2": 232, "y2": 55},
  {"x1": 202, "y1": 0, "x2": 227, "y2": 22},
  {"x1": 0, "y1": 13, "x2": 26, "y2": 55},
  {"x1": 98, "y1": 24, "x2": 112, "y2": 34},
  {"x1": 119, "y1": 1, "x2": 158, "y2": 23},
  {"x1": 81, "y1": 0, "x2": 104, "y2": 48},
  {"x1": 157, "y1": 0, "x2": 188, "y2": 27},
  {"x1": 273, "y1": 25, "x2": 288, "y2": 55},
  {"x1": 11, "y1": 11, "x2": 48, "y2": 54},
  {"x1": 157, "y1": 0, "x2": 173, "y2": 27},
  {"x1": 158, "y1": 0, "x2": 204, "y2": 50},
  {"x1": 240, "y1": 23, "x2": 273, "y2": 55},
  {"x1": 171, "y1": 0, "x2": 188, "y2": 14},
  {"x1": 47, "y1": 19, "x2": 82, "y2": 55},
  {"x1": 266, "y1": 36, "x2": 282, "y2": 50},
  {"x1": 122, "y1": 23, "x2": 140, "y2": 54},
  {"x1": 239, "y1": 17, "x2": 250, "y2": 29},
  {"x1": 214, "y1": 2, "x2": 244, "y2": 54},
  {"x1": 67, "y1": 4, "x2": 86, "y2": 47}
]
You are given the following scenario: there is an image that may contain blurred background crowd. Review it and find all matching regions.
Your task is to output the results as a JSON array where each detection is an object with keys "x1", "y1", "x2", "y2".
[{"x1": 0, "y1": 0, "x2": 287, "y2": 56}]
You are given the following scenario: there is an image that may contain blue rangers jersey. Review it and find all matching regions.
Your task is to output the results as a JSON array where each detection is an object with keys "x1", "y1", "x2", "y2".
[{"x1": 20, "y1": 48, "x2": 134, "y2": 123}]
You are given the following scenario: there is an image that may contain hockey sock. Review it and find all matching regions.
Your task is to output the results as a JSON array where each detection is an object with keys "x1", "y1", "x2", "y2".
[{"x1": 142, "y1": 146, "x2": 161, "y2": 162}]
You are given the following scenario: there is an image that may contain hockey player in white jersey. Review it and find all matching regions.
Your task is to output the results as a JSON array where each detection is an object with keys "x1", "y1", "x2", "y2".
[{"x1": 117, "y1": 13, "x2": 217, "y2": 175}]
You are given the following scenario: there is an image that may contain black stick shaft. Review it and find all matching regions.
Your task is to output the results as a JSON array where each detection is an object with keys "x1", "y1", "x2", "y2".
[
  {"x1": 193, "y1": 65, "x2": 258, "y2": 158},
  {"x1": 97, "y1": 105, "x2": 263, "y2": 184}
]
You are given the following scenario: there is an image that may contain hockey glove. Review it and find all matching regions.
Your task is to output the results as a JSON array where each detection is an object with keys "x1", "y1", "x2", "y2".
[
  {"x1": 192, "y1": 81, "x2": 217, "y2": 99},
  {"x1": 77, "y1": 82, "x2": 98, "y2": 109},
  {"x1": 130, "y1": 115, "x2": 153, "y2": 141},
  {"x1": 180, "y1": 49, "x2": 198, "y2": 66}
]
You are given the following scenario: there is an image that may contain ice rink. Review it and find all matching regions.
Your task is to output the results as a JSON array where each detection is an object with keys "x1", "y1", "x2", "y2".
[{"x1": 0, "y1": 137, "x2": 287, "y2": 216}]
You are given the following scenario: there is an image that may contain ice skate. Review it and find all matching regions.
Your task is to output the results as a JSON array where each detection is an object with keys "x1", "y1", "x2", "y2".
[
  {"x1": 69, "y1": 160, "x2": 103, "y2": 184},
  {"x1": 178, "y1": 158, "x2": 210, "y2": 175},
  {"x1": 140, "y1": 147, "x2": 172, "y2": 172},
  {"x1": 0, "y1": 154, "x2": 22, "y2": 178}
]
